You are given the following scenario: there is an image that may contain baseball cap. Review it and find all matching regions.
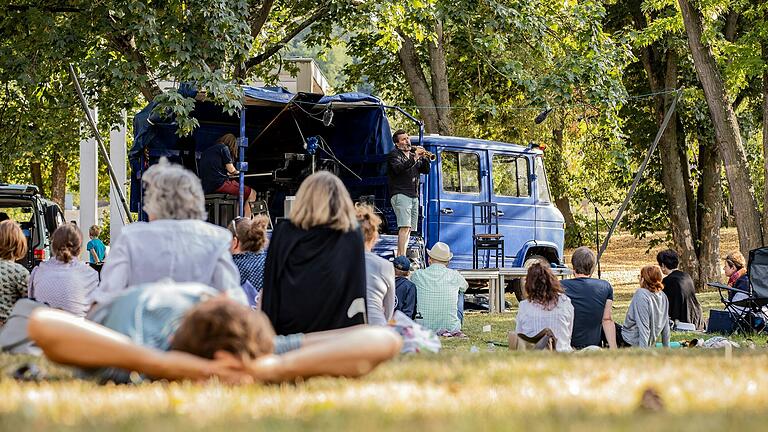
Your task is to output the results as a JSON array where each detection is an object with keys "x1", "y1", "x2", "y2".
[{"x1": 392, "y1": 256, "x2": 411, "y2": 271}]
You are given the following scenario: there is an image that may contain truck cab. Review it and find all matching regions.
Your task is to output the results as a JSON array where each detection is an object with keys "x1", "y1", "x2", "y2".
[{"x1": 415, "y1": 135, "x2": 564, "y2": 269}]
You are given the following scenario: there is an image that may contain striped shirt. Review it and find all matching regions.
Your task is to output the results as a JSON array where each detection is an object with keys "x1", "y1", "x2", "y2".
[
  {"x1": 411, "y1": 263, "x2": 468, "y2": 332},
  {"x1": 515, "y1": 293, "x2": 574, "y2": 352},
  {"x1": 29, "y1": 257, "x2": 99, "y2": 317}
]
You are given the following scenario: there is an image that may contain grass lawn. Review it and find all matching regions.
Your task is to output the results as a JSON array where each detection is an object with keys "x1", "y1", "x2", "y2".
[{"x1": 2, "y1": 228, "x2": 767, "y2": 431}]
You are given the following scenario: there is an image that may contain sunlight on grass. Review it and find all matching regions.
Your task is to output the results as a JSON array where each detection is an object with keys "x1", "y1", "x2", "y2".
[{"x1": 0, "y1": 229, "x2": 763, "y2": 431}]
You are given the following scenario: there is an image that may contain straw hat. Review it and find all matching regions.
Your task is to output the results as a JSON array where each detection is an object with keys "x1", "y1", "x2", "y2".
[{"x1": 427, "y1": 242, "x2": 453, "y2": 262}]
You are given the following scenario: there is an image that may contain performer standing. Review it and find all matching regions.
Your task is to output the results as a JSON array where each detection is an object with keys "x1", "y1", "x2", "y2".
[{"x1": 387, "y1": 129, "x2": 431, "y2": 257}]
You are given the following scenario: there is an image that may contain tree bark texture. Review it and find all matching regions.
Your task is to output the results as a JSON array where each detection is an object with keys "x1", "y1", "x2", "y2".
[
  {"x1": 426, "y1": 20, "x2": 452, "y2": 135},
  {"x1": 678, "y1": 0, "x2": 763, "y2": 254},
  {"x1": 652, "y1": 51, "x2": 700, "y2": 281},
  {"x1": 50, "y1": 152, "x2": 68, "y2": 210},
  {"x1": 397, "y1": 31, "x2": 441, "y2": 134},
  {"x1": 696, "y1": 135, "x2": 722, "y2": 292},
  {"x1": 30, "y1": 161, "x2": 44, "y2": 196},
  {"x1": 549, "y1": 128, "x2": 578, "y2": 245}
]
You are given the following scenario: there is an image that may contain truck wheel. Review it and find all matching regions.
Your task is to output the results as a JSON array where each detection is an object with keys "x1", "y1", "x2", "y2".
[{"x1": 508, "y1": 255, "x2": 550, "y2": 302}]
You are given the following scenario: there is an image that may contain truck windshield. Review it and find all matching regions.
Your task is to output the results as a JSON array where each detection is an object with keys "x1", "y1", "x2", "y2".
[{"x1": 535, "y1": 156, "x2": 552, "y2": 203}]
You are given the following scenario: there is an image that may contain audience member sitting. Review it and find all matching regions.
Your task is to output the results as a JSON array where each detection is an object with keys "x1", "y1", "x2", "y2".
[
  {"x1": 411, "y1": 242, "x2": 468, "y2": 332},
  {"x1": 86, "y1": 225, "x2": 107, "y2": 264},
  {"x1": 511, "y1": 263, "x2": 574, "y2": 352},
  {"x1": 229, "y1": 215, "x2": 269, "y2": 308},
  {"x1": 392, "y1": 256, "x2": 417, "y2": 320},
  {"x1": 91, "y1": 158, "x2": 244, "y2": 306},
  {"x1": 0, "y1": 220, "x2": 29, "y2": 325},
  {"x1": 29, "y1": 224, "x2": 98, "y2": 317},
  {"x1": 657, "y1": 249, "x2": 704, "y2": 330},
  {"x1": 616, "y1": 265, "x2": 670, "y2": 348},
  {"x1": 723, "y1": 251, "x2": 748, "y2": 302},
  {"x1": 28, "y1": 281, "x2": 402, "y2": 384},
  {"x1": 356, "y1": 204, "x2": 395, "y2": 326},
  {"x1": 562, "y1": 247, "x2": 616, "y2": 349},
  {"x1": 198, "y1": 133, "x2": 257, "y2": 217},
  {"x1": 262, "y1": 171, "x2": 367, "y2": 334}
]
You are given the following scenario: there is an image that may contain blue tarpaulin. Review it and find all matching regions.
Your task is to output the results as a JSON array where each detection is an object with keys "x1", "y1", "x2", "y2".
[{"x1": 130, "y1": 86, "x2": 394, "y2": 215}]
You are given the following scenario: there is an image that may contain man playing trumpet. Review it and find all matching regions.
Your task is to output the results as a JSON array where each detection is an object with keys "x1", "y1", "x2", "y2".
[{"x1": 387, "y1": 129, "x2": 433, "y2": 257}]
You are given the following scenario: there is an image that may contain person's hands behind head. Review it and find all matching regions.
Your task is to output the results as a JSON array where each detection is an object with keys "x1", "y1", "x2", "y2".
[
  {"x1": 157, "y1": 350, "x2": 252, "y2": 384},
  {"x1": 242, "y1": 353, "x2": 283, "y2": 383},
  {"x1": 206, "y1": 351, "x2": 255, "y2": 385}
]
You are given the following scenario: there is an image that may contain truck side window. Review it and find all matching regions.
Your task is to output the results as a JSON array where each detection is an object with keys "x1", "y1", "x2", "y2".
[
  {"x1": 535, "y1": 156, "x2": 552, "y2": 202},
  {"x1": 491, "y1": 154, "x2": 529, "y2": 197},
  {"x1": 441, "y1": 151, "x2": 480, "y2": 194}
]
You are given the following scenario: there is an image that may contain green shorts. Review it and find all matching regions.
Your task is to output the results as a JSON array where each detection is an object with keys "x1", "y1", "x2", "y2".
[{"x1": 391, "y1": 194, "x2": 419, "y2": 230}]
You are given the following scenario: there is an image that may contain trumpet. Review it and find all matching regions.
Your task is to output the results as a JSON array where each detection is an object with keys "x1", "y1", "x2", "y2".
[{"x1": 414, "y1": 146, "x2": 437, "y2": 161}]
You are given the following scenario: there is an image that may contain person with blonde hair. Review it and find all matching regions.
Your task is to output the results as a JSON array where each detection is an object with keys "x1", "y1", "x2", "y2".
[
  {"x1": 261, "y1": 171, "x2": 366, "y2": 334},
  {"x1": 616, "y1": 265, "x2": 670, "y2": 348},
  {"x1": 0, "y1": 220, "x2": 29, "y2": 325},
  {"x1": 29, "y1": 224, "x2": 98, "y2": 317},
  {"x1": 91, "y1": 158, "x2": 244, "y2": 306},
  {"x1": 198, "y1": 133, "x2": 257, "y2": 216},
  {"x1": 356, "y1": 204, "x2": 396, "y2": 326}
]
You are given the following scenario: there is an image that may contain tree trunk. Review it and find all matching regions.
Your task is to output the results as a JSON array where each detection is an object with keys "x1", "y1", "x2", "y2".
[
  {"x1": 762, "y1": 37, "x2": 768, "y2": 237},
  {"x1": 678, "y1": 0, "x2": 763, "y2": 254},
  {"x1": 50, "y1": 152, "x2": 68, "y2": 210},
  {"x1": 696, "y1": 134, "x2": 722, "y2": 292},
  {"x1": 30, "y1": 161, "x2": 45, "y2": 196},
  {"x1": 426, "y1": 19, "x2": 452, "y2": 135},
  {"x1": 653, "y1": 50, "x2": 699, "y2": 281},
  {"x1": 397, "y1": 31, "x2": 441, "y2": 134},
  {"x1": 549, "y1": 128, "x2": 578, "y2": 245}
]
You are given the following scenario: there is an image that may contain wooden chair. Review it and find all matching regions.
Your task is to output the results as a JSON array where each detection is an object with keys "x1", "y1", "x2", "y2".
[{"x1": 472, "y1": 202, "x2": 504, "y2": 269}]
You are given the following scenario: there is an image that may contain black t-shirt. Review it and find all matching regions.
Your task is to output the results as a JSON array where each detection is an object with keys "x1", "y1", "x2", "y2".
[
  {"x1": 387, "y1": 149, "x2": 430, "y2": 198},
  {"x1": 198, "y1": 143, "x2": 233, "y2": 194},
  {"x1": 562, "y1": 277, "x2": 614, "y2": 348}
]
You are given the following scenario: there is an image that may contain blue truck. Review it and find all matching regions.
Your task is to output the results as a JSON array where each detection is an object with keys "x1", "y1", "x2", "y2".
[{"x1": 130, "y1": 87, "x2": 565, "y2": 293}]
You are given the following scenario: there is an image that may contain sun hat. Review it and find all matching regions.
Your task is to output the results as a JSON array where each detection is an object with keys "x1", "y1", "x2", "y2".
[
  {"x1": 392, "y1": 256, "x2": 411, "y2": 271},
  {"x1": 427, "y1": 242, "x2": 453, "y2": 262}
]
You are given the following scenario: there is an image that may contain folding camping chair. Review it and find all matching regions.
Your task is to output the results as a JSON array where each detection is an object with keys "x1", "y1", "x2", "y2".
[{"x1": 707, "y1": 247, "x2": 768, "y2": 335}]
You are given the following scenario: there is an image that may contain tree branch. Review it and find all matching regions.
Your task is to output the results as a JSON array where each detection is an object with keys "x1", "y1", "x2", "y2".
[
  {"x1": 243, "y1": 4, "x2": 330, "y2": 71},
  {"x1": 250, "y1": 0, "x2": 276, "y2": 38}
]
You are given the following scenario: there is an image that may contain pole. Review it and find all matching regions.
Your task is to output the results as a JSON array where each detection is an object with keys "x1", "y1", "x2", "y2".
[
  {"x1": 597, "y1": 88, "x2": 682, "y2": 261},
  {"x1": 68, "y1": 64, "x2": 133, "y2": 223},
  {"x1": 238, "y1": 107, "x2": 248, "y2": 217}
]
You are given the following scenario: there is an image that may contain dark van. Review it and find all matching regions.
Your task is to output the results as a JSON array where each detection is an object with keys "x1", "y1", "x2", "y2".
[{"x1": 0, "y1": 184, "x2": 65, "y2": 269}]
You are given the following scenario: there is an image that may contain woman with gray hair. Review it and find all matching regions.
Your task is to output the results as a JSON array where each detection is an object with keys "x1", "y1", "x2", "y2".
[{"x1": 90, "y1": 159, "x2": 244, "y2": 306}]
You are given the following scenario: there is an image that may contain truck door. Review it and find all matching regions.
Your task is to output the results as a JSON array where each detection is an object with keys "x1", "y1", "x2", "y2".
[
  {"x1": 489, "y1": 152, "x2": 535, "y2": 264},
  {"x1": 435, "y1": 148, "x2": 490, "y2": 268}
]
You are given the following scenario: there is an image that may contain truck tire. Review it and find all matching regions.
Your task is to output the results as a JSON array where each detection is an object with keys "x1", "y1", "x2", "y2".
[{"x1": 508, "y1": 254, "x2": 550, "y2": 302}]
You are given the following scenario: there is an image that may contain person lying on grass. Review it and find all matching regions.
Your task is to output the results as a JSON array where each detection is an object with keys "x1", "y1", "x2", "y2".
[{"x1": 28, "y1": 281, "x2": 402, "y2": 384}]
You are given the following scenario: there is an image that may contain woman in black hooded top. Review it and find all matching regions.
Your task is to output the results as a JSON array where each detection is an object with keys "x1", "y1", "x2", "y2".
[{"x1": 261, "y1": 171, "x2": 367, "y2": 334}]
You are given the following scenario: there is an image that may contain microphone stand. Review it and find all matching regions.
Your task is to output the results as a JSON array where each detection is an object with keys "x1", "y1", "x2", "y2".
[{"x1": 582, "y1": 187, "x2": 609, "y2": 279}]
